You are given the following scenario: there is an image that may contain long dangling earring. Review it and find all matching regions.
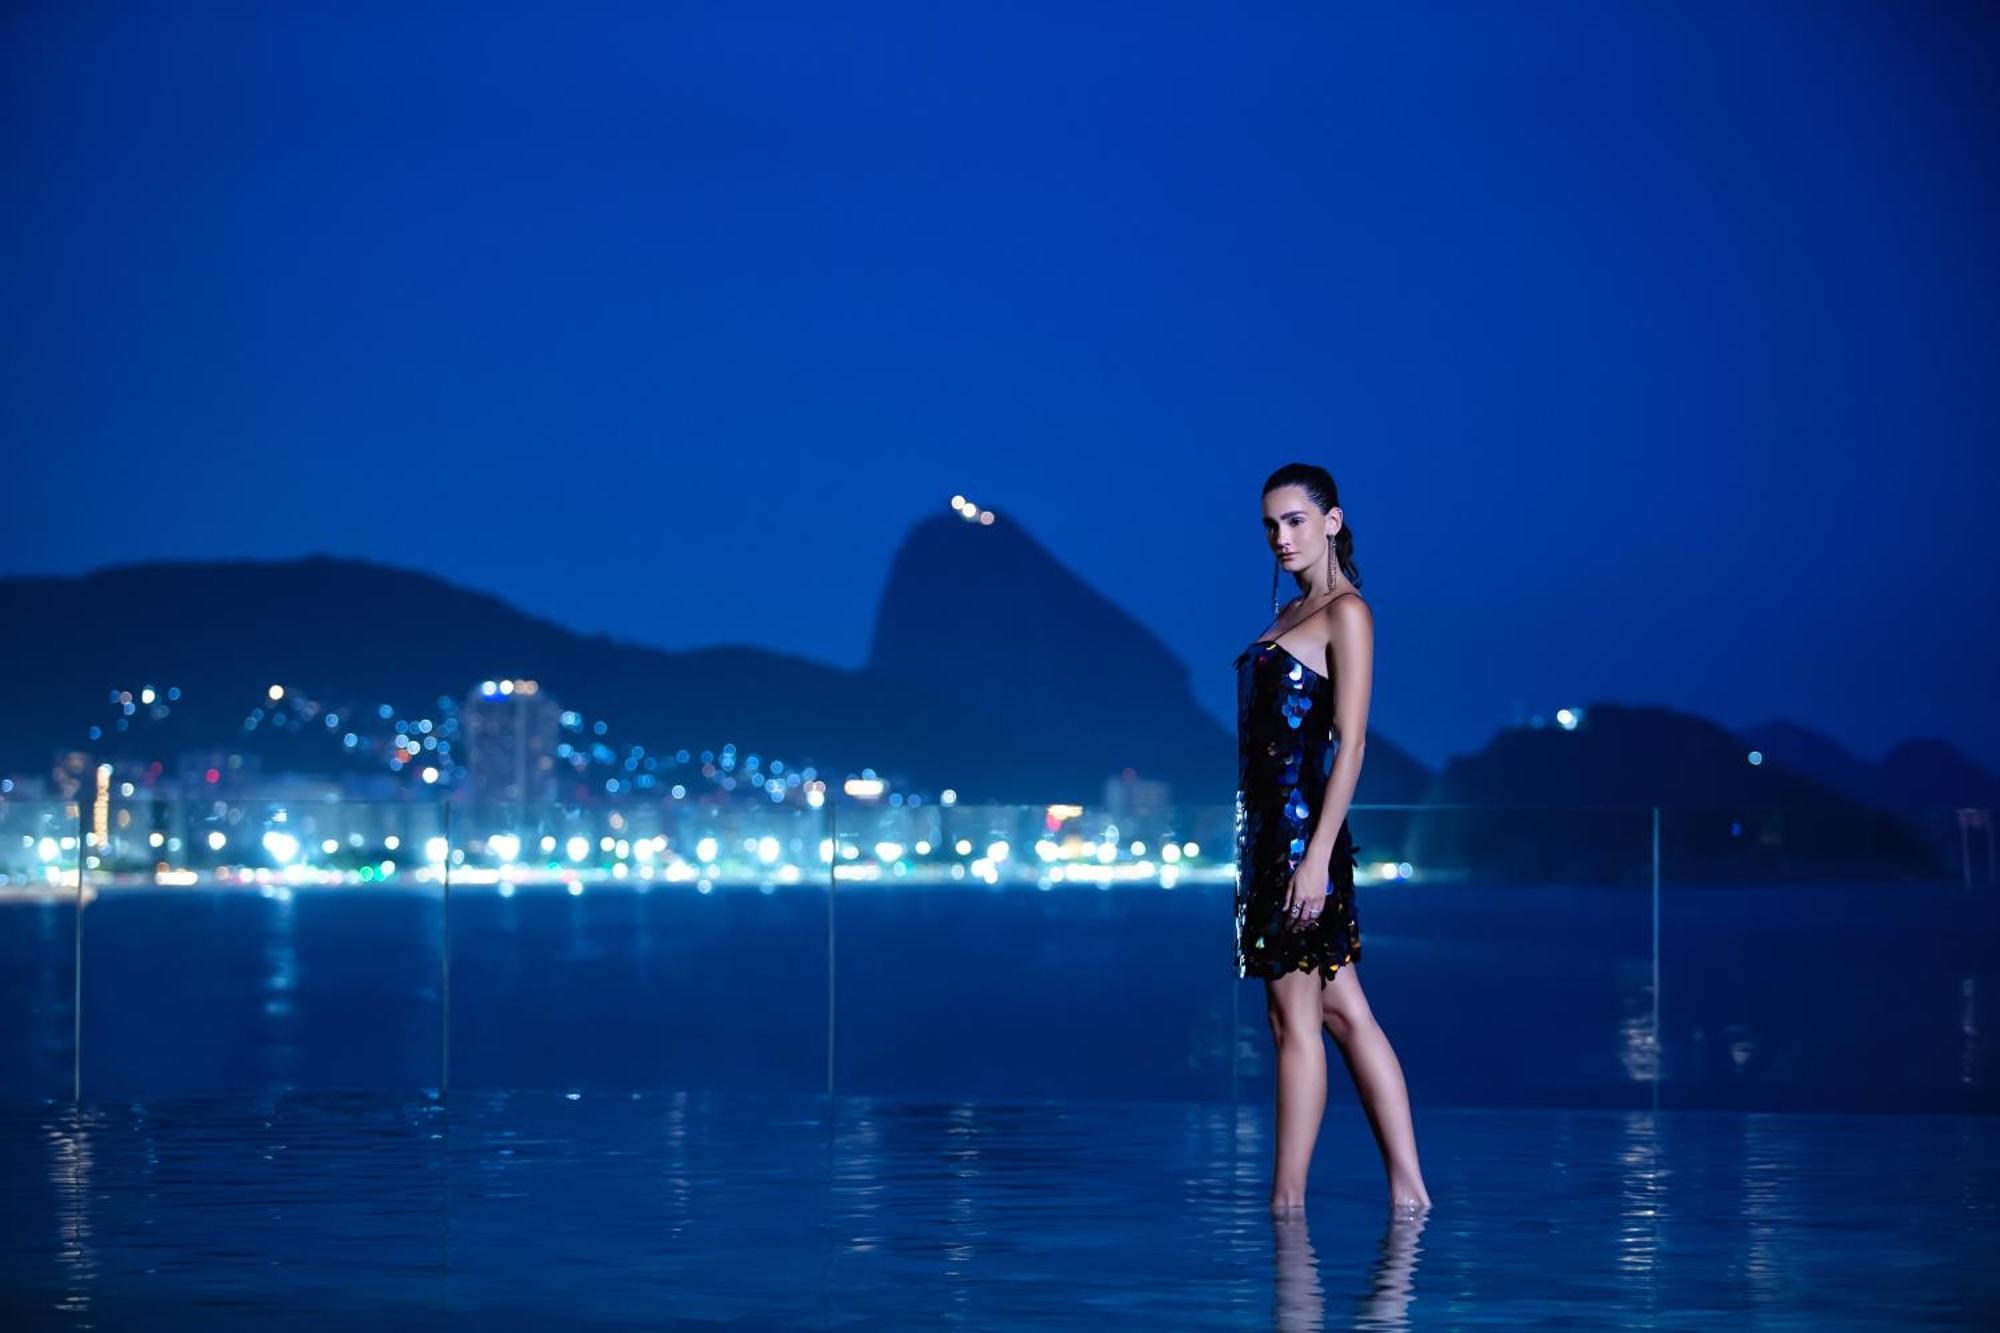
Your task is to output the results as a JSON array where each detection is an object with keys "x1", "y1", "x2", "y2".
[
  {"x1": 1326, "y1": 533, "x2": 1338, "y2": 593},
  {"x1": 1271, "y1": 554, "x2": 1281, "y2": 615}
]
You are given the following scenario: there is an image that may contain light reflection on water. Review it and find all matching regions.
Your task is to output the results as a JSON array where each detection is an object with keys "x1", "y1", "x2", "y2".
[{"x1": 4, "y1": 1092, "x2": 1994, "y2": 1329}]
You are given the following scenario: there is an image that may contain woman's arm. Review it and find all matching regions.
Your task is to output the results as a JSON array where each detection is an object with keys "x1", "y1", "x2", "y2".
[{"x1": 1305, "y1": 595, "x2": 1372, "y2": 871}]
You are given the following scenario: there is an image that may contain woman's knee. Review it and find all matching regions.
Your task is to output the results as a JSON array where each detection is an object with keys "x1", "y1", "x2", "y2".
[
  {"x1": 1320, "y1": 974, "x2": 1373, "y2": 1041},
  {"x1": 1266, "y1": 976, "x2": 1320, "y2": 1043}
]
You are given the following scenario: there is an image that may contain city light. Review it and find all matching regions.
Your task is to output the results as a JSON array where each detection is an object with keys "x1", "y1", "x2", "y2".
[{"x1": 262, "y1": 831, "x2": 300, "y2": 863}]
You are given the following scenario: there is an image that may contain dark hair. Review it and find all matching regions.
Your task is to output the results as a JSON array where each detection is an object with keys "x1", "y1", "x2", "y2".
[{"x1": 1262, "y1": 462, "x2": 1362, "y2": 591}]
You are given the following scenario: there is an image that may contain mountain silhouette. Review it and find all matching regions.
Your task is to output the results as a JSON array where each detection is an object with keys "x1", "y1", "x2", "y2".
[
  {"x1": 0, "y1": 509, "x2": 1431, "y2": 805},
  {"x1": 1401, "y1": 703, "x2": 1943, "y2": 881},
  {"x1": 0, "y1": 555, "x2": 1044, "y2": 800},
  {"x1": 1739, "y1": 720, "x2": 2000, "y2": 810}
]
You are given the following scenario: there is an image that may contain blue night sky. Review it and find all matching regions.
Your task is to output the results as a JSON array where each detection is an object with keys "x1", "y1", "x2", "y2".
[{"x1": 5, "y1": 2, "x2": 1997, "y2": 771}]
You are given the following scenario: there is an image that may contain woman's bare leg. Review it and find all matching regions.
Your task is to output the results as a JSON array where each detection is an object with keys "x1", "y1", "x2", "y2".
[
  {"x1": 1320, "y1": 965, "x2": 1431, "y2": 1210},
  {"x1": 1265, "y1": 970, "x2": 1328, "y2": 1213}
]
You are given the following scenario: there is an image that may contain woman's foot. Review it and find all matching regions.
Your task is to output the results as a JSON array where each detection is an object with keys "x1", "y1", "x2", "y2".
[
  {"x1": 1269, "y1": 1187, "x2": 1307, "y2": 1215},
  {"x1": 1388, "y1": 1172, "x2": 1431, "y2": 1213}
]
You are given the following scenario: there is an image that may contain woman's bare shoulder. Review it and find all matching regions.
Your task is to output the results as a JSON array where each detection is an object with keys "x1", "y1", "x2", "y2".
[{"x1": 1319, "y1": 591, "x2": 1373, "y2": 632}]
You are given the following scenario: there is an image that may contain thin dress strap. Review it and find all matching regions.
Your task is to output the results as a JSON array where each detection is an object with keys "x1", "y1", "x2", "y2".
[{"x1": 1264, "y1": 589, "x2": 1358, "y2": 642}]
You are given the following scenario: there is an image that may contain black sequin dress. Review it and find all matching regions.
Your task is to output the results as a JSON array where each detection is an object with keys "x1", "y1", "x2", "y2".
[{"x1": 1231, "y1": 636, "x2": 1362, "y2": 985}]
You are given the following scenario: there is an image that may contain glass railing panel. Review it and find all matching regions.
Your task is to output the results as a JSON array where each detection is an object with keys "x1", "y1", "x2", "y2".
[
  {"x1": 1257, "y1": 803, "x2": 1660, "y2": 1110},
  {"x1": 443, "y1": 800, "x2": 829, "y2": 1094},
  {"x1": 77, "y1": 797, "x2": 445, "y2": 1099},
  {"x1": 0, "y1": 800, "x2": 83, "y2": 1101},
  {"x1": 828, "y1": 798, "x2": 1658, "y2": 1108},
  {"x1": 1657, "y1": 803, "x2": 1999, "y2": 1113},
  {"x1": 826, "y1": 799, "x2": 1255, "y2": 1104}
]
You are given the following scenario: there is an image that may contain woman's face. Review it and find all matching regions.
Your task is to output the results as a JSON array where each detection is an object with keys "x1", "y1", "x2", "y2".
[{"x1": 1263, "y1": 485, "x2": 1337, "y2": 573}]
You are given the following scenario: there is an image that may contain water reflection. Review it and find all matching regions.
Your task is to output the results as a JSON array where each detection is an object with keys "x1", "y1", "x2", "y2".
[
  {"x1": 1615, "y1": 1110, "x2": 1662, "y2": 1311},
  {"x1": 1271, "y1": 1209, "x2": 1324, "y2": 1329},
  {"x1": 2, "y1": 1094, "x2": 1992, "y2": 1327},
  {"x1": 1355, "y1": 1210, "x2": 1427, "y2": 1330},
  {"x1": 1271, "y1": 1203, "x2": 1429, "y2": 1331},
  {"x1": 1737, "y1": 1114, "x2": 1795, "y2": 1315},
  {"x1": 47, "y1": 1105, "x2": 97, "y2": 1318}
]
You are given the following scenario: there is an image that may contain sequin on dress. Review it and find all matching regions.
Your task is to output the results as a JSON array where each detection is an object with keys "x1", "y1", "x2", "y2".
[{"x1": 1231, "y1": 636, "x2": 1362, "y2": 985}]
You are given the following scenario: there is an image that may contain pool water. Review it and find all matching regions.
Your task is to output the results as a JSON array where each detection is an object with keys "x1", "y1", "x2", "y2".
[{"x1": 2, "y1": 1090, "x2": 1992, "y2": 1328}]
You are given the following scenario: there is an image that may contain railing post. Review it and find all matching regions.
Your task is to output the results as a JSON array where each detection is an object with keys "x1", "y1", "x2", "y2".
[
  {"x1": 825, "y1": 793, "x2": 837, "y2": 1100},
  {"x1": 1650, "y1": 805, "x2": 1661, "y2": 1114},
  {"x1": 73, "y1": 800, "x2": 85, "y2": 1104},
  {"x1": 440, "y1": 798, "x2": 452, "y2": 1099}
]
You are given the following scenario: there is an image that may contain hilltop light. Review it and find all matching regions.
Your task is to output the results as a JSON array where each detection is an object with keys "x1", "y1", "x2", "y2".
[
  {"x1": 1556, "y1": 708, "x2": 1578, "y2": 730},
  {"x1": 1748, "y1": 750, "x2": 1764, "y2": 766},
  {"x1": 268, "y1": 684, "x2": 285, "y2": 702}
]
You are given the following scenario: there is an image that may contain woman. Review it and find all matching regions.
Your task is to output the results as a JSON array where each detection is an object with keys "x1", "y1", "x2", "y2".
[{"x1": 1232, "y1": 462, "x2": 1431, "y2": 1215}]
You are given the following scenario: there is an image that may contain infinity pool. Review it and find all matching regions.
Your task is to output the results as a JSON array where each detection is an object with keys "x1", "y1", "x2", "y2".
[{"x1": 2, "y1": 1090, "x2": 1992, "y2": 1328}]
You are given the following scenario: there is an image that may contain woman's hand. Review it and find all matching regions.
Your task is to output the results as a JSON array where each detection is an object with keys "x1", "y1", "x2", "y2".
[{"x1": 1284, "y1": 857, "x2": 1329, "y2": 930}]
